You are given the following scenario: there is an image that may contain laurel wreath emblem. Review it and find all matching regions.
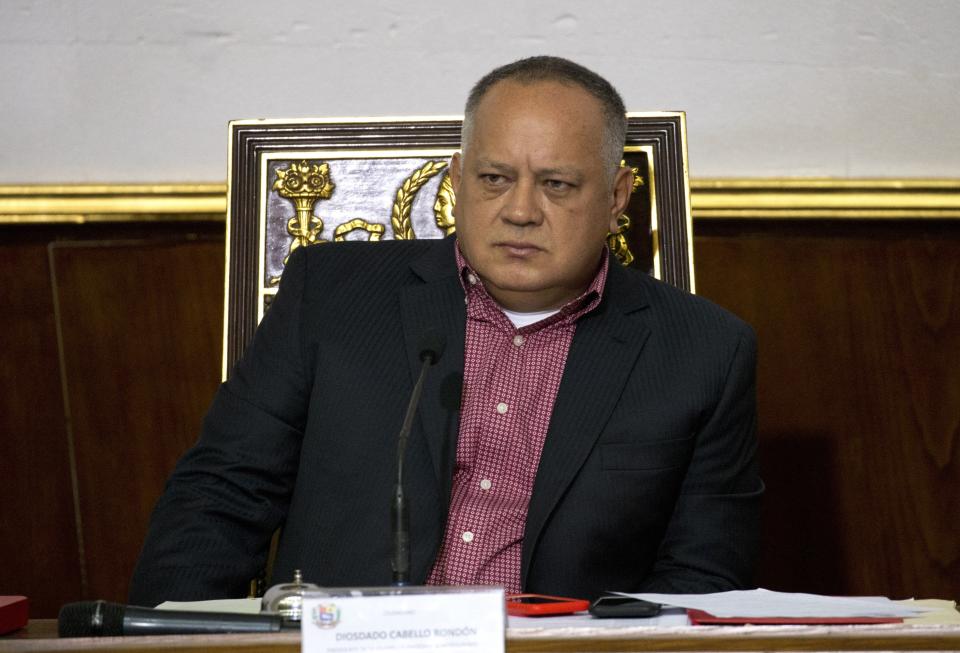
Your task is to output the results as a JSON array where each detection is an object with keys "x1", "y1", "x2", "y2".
[{"x1": 391, "y1": 160, "x2": 448, "y2": 240}]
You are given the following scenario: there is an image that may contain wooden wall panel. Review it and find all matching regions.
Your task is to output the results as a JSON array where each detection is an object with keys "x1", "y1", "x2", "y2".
[
  {"x1": 3, "y1": 215, "x2": 958, "y2": 616},
  {"x1": 0, "y1": 230, "x2": 82, "y2": 618},
  {"x1": 50, "y1": 237, "x2": 224, "y2": 605},
  {"x1": 694, "y1": 220, "x2": 960, "y2": 600},
  {"x1": 0, "y1": 223, "x2": 224, "y2": 617}
]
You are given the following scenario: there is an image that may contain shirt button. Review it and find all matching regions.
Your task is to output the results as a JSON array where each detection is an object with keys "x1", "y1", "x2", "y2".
[
  {"x1": 462, "y1": 531, "x2": 474, "y2": 543},
  {"x1": 512, "y1": 335, "x2": 525, "y2": 347},
  {"x1": 496, "y1": 402, "x2": 508, "y2": 415},
  {"x1": 467, "y1": 273, "x2": 478, "y2": 285},
  {"x1": 479, "y1": 479, "x2": 492, "y2": 491}
]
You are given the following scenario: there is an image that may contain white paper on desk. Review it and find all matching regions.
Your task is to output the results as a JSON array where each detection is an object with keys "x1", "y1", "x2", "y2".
[
  {"x1": 155, "y1": 598, "x2": 262, "y2": 613},
  {"x1": 616, "y1": 588, "x2": 936, "y2": 618}
]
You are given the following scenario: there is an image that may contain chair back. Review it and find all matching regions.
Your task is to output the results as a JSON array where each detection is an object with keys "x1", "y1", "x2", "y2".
[{"x1": 223, "y1": 114, "x2": 693, "y2": 376}]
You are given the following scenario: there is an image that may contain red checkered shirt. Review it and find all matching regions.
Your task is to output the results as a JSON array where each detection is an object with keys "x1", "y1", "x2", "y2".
[{"x1": 425, "y1": 243, "x2": 609, "y2": 593}]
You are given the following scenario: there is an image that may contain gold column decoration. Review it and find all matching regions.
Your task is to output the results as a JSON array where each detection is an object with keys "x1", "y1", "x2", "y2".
[
  {"x1": 391, "y1": 160, "x2": 448, "y2": 239},
  {"x1": 273, "y1": 161, "x2": 336, "y2": 260},
  {"x1": 606, "y1": 162, "x2": 645, "y2": 266}
]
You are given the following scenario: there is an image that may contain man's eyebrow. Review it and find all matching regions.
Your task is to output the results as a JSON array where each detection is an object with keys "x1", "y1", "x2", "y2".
[
  {"x1": 535, "y1": 166, "x2": 584, "y2": 182},
  {"x1": 474, "y1": 160, "x2": 584, "y2": 181},
  {"x1": 474, "y1": 159, "x2": 516, "y2": 174}
]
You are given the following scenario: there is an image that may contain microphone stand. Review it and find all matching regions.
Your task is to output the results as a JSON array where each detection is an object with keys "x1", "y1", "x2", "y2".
[{"x1": 392, "y1": 345, "x2": 440, "y2": 586}]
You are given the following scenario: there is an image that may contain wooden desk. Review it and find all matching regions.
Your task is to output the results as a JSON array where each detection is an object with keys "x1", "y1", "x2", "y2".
[{"x1": 5, "y1": 619, "x2": 960, "y2": 652}]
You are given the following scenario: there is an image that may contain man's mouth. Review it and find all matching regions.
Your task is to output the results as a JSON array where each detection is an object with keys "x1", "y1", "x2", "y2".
[{"x1": 496, "y1": 241, "x2": 542, "y2": 257}]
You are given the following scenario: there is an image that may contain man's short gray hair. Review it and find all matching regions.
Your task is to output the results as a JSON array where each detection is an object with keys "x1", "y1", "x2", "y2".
[{"x1": 461, "y1": 56, "x2": 627, "y2": 179}]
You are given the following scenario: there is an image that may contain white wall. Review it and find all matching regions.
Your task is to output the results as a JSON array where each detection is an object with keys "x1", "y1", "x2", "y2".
[{"x1": 1, "y1": 0, "x2": 958, "y2": 183}]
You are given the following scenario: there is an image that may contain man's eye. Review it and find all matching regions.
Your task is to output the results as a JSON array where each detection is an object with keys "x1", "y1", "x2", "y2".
[
  {"x1": 545, "y1": 179, "x2": 572, "y2": 192},
  {"x1": 480, "y1": 174, "x2": 507, "y2": 185}
]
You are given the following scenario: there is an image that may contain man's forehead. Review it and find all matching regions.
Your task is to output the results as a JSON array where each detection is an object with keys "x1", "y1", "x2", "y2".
[{"x1": 469, "y1": 156, "x2": 585, "y2": 179}]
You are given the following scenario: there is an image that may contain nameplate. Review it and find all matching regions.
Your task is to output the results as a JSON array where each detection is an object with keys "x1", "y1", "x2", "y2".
[{"x1": 301, "y1": 586, "x2": 505, "y2": 652}]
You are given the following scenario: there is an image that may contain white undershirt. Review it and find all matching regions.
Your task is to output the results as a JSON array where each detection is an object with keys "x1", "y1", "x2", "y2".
[{"x1": 500, "y1": 306, "x2": 562, "y2": 328}]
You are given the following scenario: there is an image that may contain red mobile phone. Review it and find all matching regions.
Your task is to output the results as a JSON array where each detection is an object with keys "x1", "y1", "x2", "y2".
[{"x1": 506, "y1": 593, "x2": 591, "y2": 617}]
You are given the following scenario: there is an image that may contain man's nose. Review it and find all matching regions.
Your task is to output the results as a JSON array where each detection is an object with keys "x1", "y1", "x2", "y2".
[{"x1": 500, "y1": 179, "x2": 543, "y2": 226}]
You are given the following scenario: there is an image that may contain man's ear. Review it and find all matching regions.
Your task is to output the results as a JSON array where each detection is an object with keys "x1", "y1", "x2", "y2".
[
  {"x1": 609, "y1": 164, "x2": 633, "y2": 232},
  {"x1": 450, "y1": 152, "x2": 463, "y2": 191}
]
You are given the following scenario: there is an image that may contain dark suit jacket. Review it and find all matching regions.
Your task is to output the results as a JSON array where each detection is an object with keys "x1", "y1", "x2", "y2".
[{"x1": 130, "y1": 236, "x2": 762, "y2": 606}]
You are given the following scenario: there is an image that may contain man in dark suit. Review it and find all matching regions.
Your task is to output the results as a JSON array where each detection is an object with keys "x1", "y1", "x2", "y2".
[{"x1": 130, "y1": 56, "x2": 762, "y2": 606}]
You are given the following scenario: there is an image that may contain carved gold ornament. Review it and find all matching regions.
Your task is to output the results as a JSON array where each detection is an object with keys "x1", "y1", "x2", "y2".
[
  {"x1": 607, "y1": 214, "x2": 634, "y2": 266},
  {"x1": 391, "y1": 160, "x2": 448, "y2": 240},
  {"x1": 606, "y1": 161, "x2": 644, "y2": 267},
  {"x1": 270, "y1": 157, "x2": 647, "y2": 278},
  {"x1": 333, "y1": 218, "x2": 386, "y2": 241},
  {"x1": 433, "y1": 173, "x2": 457, "y2": 235},
  {"x1": 273, "y1": 161, "x2": 336, "y2": 258}
]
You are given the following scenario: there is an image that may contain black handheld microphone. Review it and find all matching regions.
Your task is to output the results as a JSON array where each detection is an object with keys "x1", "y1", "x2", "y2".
[
  {"x1": 392, "y1": 331, "x2": 446, "y2": 586},
  {"x1": 57, "y1": 600, "x2": 285, "y2": 637}
]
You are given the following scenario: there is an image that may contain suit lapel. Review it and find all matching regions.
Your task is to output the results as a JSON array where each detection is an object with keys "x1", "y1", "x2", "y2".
[
  {"x1": 399, "y1": 238, "x2": 465, "y2": 494},
  {"x1": 521, "y1": 262, "x2": 652, "y2": 586}
]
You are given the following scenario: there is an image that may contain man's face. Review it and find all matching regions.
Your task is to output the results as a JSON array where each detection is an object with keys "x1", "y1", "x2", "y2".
[{"x1": 451, "y1": 79, "x2": 632, "y2": 312}]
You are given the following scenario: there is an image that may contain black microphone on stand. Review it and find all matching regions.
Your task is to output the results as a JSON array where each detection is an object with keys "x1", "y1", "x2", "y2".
[
  {"x1": 57, "y1": 601, "x2": 285, "y2": 637},
  {"x1": 392, "y1": 331, "x2": 446, "y2": 586}
]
